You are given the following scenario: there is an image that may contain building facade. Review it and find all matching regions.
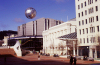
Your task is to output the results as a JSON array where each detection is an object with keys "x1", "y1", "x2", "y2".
[
  {"x1": 18, "y1": 18, "x2": 63, "y2": 36},
  {"x1": 75, "y1": 0, "x2": 100, "y2": 58},
  {"x1": 12, "y1": 18, "x2": 63, "y2": 51},
  {"x1": 42, "y1": 19, "x2": 77, "y2": 55}
]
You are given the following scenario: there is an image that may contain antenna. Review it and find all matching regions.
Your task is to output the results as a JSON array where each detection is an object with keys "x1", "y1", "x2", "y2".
[{"x1": 67, "y1": 16, "x2": 68, "y2": 21}]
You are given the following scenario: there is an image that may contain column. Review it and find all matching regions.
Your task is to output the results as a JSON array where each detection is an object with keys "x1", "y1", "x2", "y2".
[
  {"x1": 73, "y1": 41, "x2": 75, "y2": 56},
  {"x1": 77, "y1": 46, "x2": 79, "y2": 56},
  {"x1": 95, "y1": 47, "x2": 97, "y2": 59},
  {"x1": 89, "y1": 47, "x2": 93, "y2": 58}
]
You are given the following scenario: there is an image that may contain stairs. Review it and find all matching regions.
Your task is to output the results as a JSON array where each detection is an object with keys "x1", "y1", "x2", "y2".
[{"x1": 0, "y1": 48, "x2": 16, "y2": 57}]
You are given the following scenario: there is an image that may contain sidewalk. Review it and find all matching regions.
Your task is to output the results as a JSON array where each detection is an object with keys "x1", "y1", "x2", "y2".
[
  {"x1": 59, "y1": 55, "x2": 100, "y2": 65},
  {"x1": 0, "y1": 54, "x2": 100, "y2": 65}
]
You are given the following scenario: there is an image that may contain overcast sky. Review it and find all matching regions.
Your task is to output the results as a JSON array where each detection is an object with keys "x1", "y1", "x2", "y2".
[{"x1": 0, "y1": 0, "x2": 76, "y2": 31}]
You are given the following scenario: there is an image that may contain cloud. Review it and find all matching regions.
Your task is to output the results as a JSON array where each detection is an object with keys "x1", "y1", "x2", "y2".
[
  {"x1": 53, "y1": 0, "x2": 69, "y2": 3},
  {"x1": 14, "y1": 18, "x2": 26, "y2": 23},
  {"x1": 55, "y1": 0, "x2": 65, "y2": 3}
]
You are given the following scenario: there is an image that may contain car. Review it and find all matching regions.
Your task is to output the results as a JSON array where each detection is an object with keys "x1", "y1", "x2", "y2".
[
  {"x1": 76, "y1": 56, "x2": 81, "y2": 60},
  {"x1": 87, "y1": 57, "x2": 94, "y2": 61}
]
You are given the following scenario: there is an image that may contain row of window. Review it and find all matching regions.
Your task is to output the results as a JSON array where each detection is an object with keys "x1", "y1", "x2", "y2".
[
  {"x1": 79, "y1": 16, "x2": 99, "y2": 26},
  {"x1": 78, "y1": 0, "x2": 97, "y2": 9},
  {"x1": 79, "y1": 26, "x2": 99, "y2": 34},
  {"x1": 78, "y1": 6, "x2": 98, "y2": 17},
  {"x1": 80, "y1": 37, "x2": 95, "y2": 44}
]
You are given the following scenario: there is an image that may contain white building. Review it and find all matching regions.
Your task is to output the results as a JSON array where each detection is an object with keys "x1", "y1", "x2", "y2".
[
  {"x1": 42, "y1": 18, "x2": 77, "y2": 55},
  {"x1": 75, "y1": 0, "x2": 100, "y2": 58}
]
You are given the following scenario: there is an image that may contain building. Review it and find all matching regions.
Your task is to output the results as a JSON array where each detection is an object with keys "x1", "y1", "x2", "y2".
[
  {"x1": 75, "y1": 0, "x2": 100, "y2": 58},
  {"x1": 42, "y1": 18, "x2": 77, "y2": 55},
  {"x1": 9, "y1": 18, "x2": 63, "y2": 51}
]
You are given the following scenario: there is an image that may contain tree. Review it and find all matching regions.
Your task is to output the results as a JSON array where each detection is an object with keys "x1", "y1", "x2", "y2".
[
  {"x1": 58, "y1": 42, "x2": 65, "y2": 55},
  {"x1": 49, "y1": 43, "x2": 54, "y2": 54}
]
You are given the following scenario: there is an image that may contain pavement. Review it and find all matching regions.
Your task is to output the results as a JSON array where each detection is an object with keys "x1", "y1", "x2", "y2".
[{"x1": 0, "y1": 54, "x2": 100, "y2": 65}]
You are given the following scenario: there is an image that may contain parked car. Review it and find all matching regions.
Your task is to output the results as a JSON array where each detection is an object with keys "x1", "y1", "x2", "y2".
[
  {"x1": 53, "y1": 54, "x2": 59, "y2": 57},
  {"x1": 87, "y1": 57, "x2": 94, "y2": 61},
  {"x1": 76, "y1": 56, "x2": 81, "y2": 60}
]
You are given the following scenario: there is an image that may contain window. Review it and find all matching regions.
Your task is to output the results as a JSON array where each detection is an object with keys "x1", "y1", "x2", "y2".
[
  {"x1": 96, "y1": 6, "x2": 98, "y2": 11},
  {"x1": 78, "y1": 13, "x2": 80, "y2": 17},
  {"x1": 79, "y1": 21, "x2": 81, "y2": 26},
  {"x1": 88, "y1": 0, "x2": 90, "y2": 5},
  {"x1": 78, "y1": 5, "x2": 79, "y2": 9},
  {"x1": 56, "y1": 21, "x2": 58, "y2": 25},
  {"x1": 82, "y1": 20, "x2": 84, "y2": 25},
  {"x1": 90, "y1": 27, "x2": 95, "y2": 33},
  {"x1": 93, "y1": 17, "x2": 94, "y2": 22},
  {"x1": 83, "y1": 38, "x2": 85, "y2": 43},
  {"x1": 90, "y1": 0, "x2": 91, "y2": 4},
  {"x1": 89, "y1": 18, "x2": 91, "y2": 23},
  {"x1": 82, "y1": 12, "x2": 83, "y2": 16},
  {"x1": 80, "y1": 38, "x2": 82, "y2": 43},
  {"x1": 83, "y1": 29, "x2": 85, "y2": 34},
  {"x1": 86, "y1": 19, "x2": 87, "y2": 24},
  {"x1": 86, "y1": 28, "x2": 88, "y2": 34},
  {"x1": 92, "y1": 0, "x2": 93, "y2": 3},
  {"x1": 91, "y1": 17, "x2": 92, "y2": 22},
  {"x1": 87, "y1": 38, "x2": 89, "y2": 43},
  {"x1": 80, "y1": 29, "x2": 81, "y2": 35},
  {"x1": 92, "y1": 8, "x2": 94, "y2": 13},
  {"x1": 85, "y1": 10, "x2": 87, "y2": 15},
  {"x1": 84, "y1": 1, "x2": 86, "y2": 6},
  {"x1": 81, "y1": 3, "x2": 83, "y2": 8},
  {"x1": 96, "y1": 16, "x2": 98, "y2": 21},
  {"x1": 97, "y1": 26, "x2": 99, "y2": 32},
  {"x1": 91, "y1": 37, "x2": 95, "y2": 43}
]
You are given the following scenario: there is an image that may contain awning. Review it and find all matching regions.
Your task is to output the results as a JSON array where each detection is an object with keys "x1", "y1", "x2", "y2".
[{"x1": 58, "y1": 32, "x2": 77, "y2": 41}]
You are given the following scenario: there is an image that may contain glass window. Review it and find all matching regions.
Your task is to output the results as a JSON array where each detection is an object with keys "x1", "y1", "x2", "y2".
[
  {"x1": 96, "y1": 16, "x2": 98, "y2": 21},
  {"x1": 96, "y1": 6, "x2": 98, "y2": 11},
  {"x1": 83, "y1": 38, "x2": 85, "y2": 43},
  {"x1": 78, "y1": 13, "x2": 80, "y2": 17},
  {"x1": 85, "y1": 1, "x2": 86, "y2": 6},
  {"x1": 79, "y1": 21, "x2": 81, "y2": 26},
  {"x1": 82, "y1": 20, "x2": 84, "y2": 25},
  {"x1": 83, "y1": 29, "x2": 85, "y2": 34},
  {"x1": 81, "y1": 3, "x2": 83, "y2": 8},
  {"x1": 87, "y1": 38, "x2": 89, "y2": 43},
  {"x1": 97, "y1": 26, "x2": 99, "y2": 32},
  {"x1": 86, "y1": 28, "x2": 88, "y2": 34},
  {"x1": 78, "y1": 5, "x2": 80, "y2": 9},
  {"x1": 82, "y1": 12, "x2": 83, "y2": 16},
  {"x1": 86, "y1": 19, "x2": 87, "y2": 24},
  {"x1": 85, "y1": 10, "x2": 87, "y2": 15},
  {"x1": 80, "y1": 38, "x2": 82, "y2": 43},
  {"x1": 80, "y1": 29, "x2": 81, "y2": 35}
]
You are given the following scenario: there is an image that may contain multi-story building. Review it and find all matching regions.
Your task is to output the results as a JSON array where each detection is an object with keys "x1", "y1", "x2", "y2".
[
  {"x1": 75, "y1": 0, "x2": 100, "y2": 58},
  {"x1": 42, "y1": 18, "x2": 77, "y2": 55},
  {"x1": 10, "y1": 18, "x2": 63, "y2": 51}
]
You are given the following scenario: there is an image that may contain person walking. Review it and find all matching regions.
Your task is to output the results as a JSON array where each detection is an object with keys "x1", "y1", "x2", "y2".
[
  {"x1": 74, "y1": 57, "x2": 77, "y2": 65},
  {"x1": 70, "y1": 56, "x2": 73, "y2": 65}
]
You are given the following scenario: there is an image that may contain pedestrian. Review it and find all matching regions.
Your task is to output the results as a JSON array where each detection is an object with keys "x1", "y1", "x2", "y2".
[
  {"x1": 70, "y1": 56, "x2": 73, "y2": 65},
  {"x1": 38, "y1": 55, "x2": 40, "y2": 60},
  {"x1": 74, "y1": 57, "x2": 77, "y2": 65},
  {"x1": 4, "y1": 56, "x2": 6, "y2": 63}
]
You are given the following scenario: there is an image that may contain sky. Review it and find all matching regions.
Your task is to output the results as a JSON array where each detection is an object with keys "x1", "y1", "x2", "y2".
[{"x1": 0, "y1": 0, "x2": 76, "y2": 31}]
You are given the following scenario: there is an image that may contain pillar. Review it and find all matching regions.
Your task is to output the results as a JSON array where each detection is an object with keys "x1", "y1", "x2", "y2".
[
  {"x1": 77, "y1": 46, "x2": 79, "y2": 56},
  {"x1": 73, "y1": 41, "x2": 75, "y2": 56},
  {"x1": 95, "y1": 47, "x2": 97, "y2": 59},
  {"x1": 89, "y1": 47, "x2": 93, "y2": 58}
]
